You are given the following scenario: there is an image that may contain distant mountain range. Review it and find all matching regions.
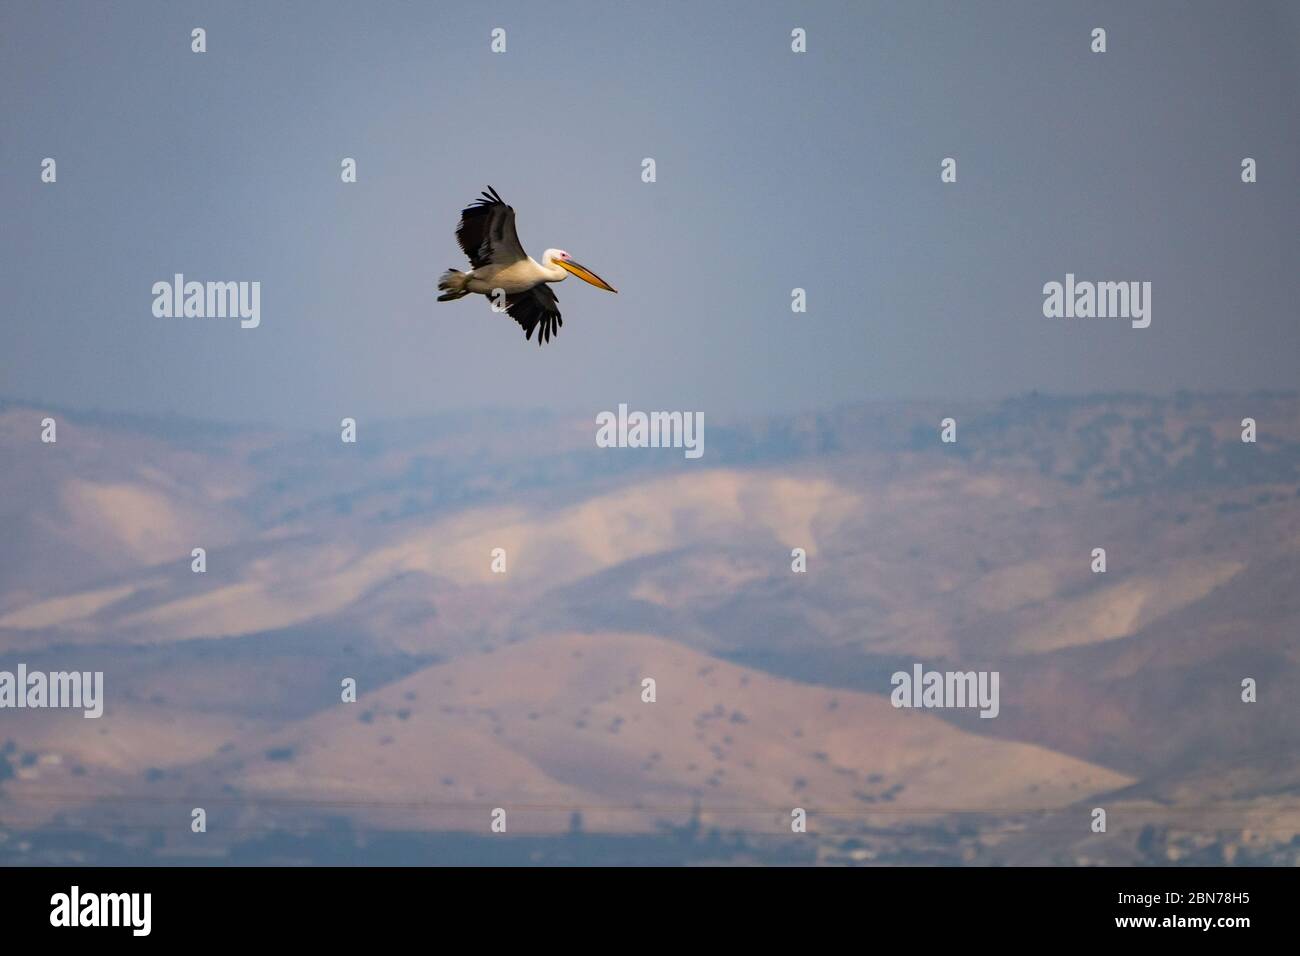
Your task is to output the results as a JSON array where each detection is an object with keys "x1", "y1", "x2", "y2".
[{"x1": 2, "y1": 392, "x2": 1298, "y2": 864}]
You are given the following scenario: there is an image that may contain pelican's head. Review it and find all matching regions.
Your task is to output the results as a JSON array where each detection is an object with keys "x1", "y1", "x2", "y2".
[{"x1": 547, "y1": 249, "x2": 618, "y2": 293}]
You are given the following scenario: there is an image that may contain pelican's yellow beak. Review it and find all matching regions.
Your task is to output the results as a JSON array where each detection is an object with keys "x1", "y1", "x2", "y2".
[{"x1": 553, "y1": 257, "x2": 618, "y2": 293}]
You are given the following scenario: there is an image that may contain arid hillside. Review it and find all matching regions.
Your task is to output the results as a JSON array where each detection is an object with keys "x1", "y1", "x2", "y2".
[{"x1": 2, "y1": 393, "x2": 1298, "y2": 864}]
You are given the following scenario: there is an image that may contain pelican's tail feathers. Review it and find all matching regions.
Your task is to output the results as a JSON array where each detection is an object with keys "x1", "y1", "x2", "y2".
[{"x1": 437, "y1": 269, "x2": 471, "y2": 301}]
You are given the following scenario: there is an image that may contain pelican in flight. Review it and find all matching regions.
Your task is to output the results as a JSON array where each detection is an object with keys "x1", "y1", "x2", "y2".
[{"x1": 437, "y1": 186, "x2": 617, "y2": 345}]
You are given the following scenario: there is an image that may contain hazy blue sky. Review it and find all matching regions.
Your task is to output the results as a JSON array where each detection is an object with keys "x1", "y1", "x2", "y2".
[{"x1": 3, "y1": 1, "x2": 1297, "y2": 427}]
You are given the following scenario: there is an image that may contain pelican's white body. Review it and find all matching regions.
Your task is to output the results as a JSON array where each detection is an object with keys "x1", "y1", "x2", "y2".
[{"x1": 462, "y1": 249, "x2": 568, "y2": 295}]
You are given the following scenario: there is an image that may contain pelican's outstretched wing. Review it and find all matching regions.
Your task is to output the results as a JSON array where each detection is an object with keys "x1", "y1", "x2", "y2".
[
  {"x1": 455, "y1": 186, "x2": 527, "y2": 268},
  {"x1": 506, "y1": 284, "x2": 563, "y2": 345}
]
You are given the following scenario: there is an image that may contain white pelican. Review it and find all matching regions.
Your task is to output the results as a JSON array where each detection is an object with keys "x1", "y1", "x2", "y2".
[{"x1": 437, "y1": 186, "x2": 618, "y2": 345}]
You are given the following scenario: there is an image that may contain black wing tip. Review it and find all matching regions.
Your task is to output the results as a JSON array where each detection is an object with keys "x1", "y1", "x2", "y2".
[
  {"x1": 468, "y1": 185, "x2": 506, "y2": 209},
  {"x1": 504, "y1": 286, "x2": 561, "y2": 347}
]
